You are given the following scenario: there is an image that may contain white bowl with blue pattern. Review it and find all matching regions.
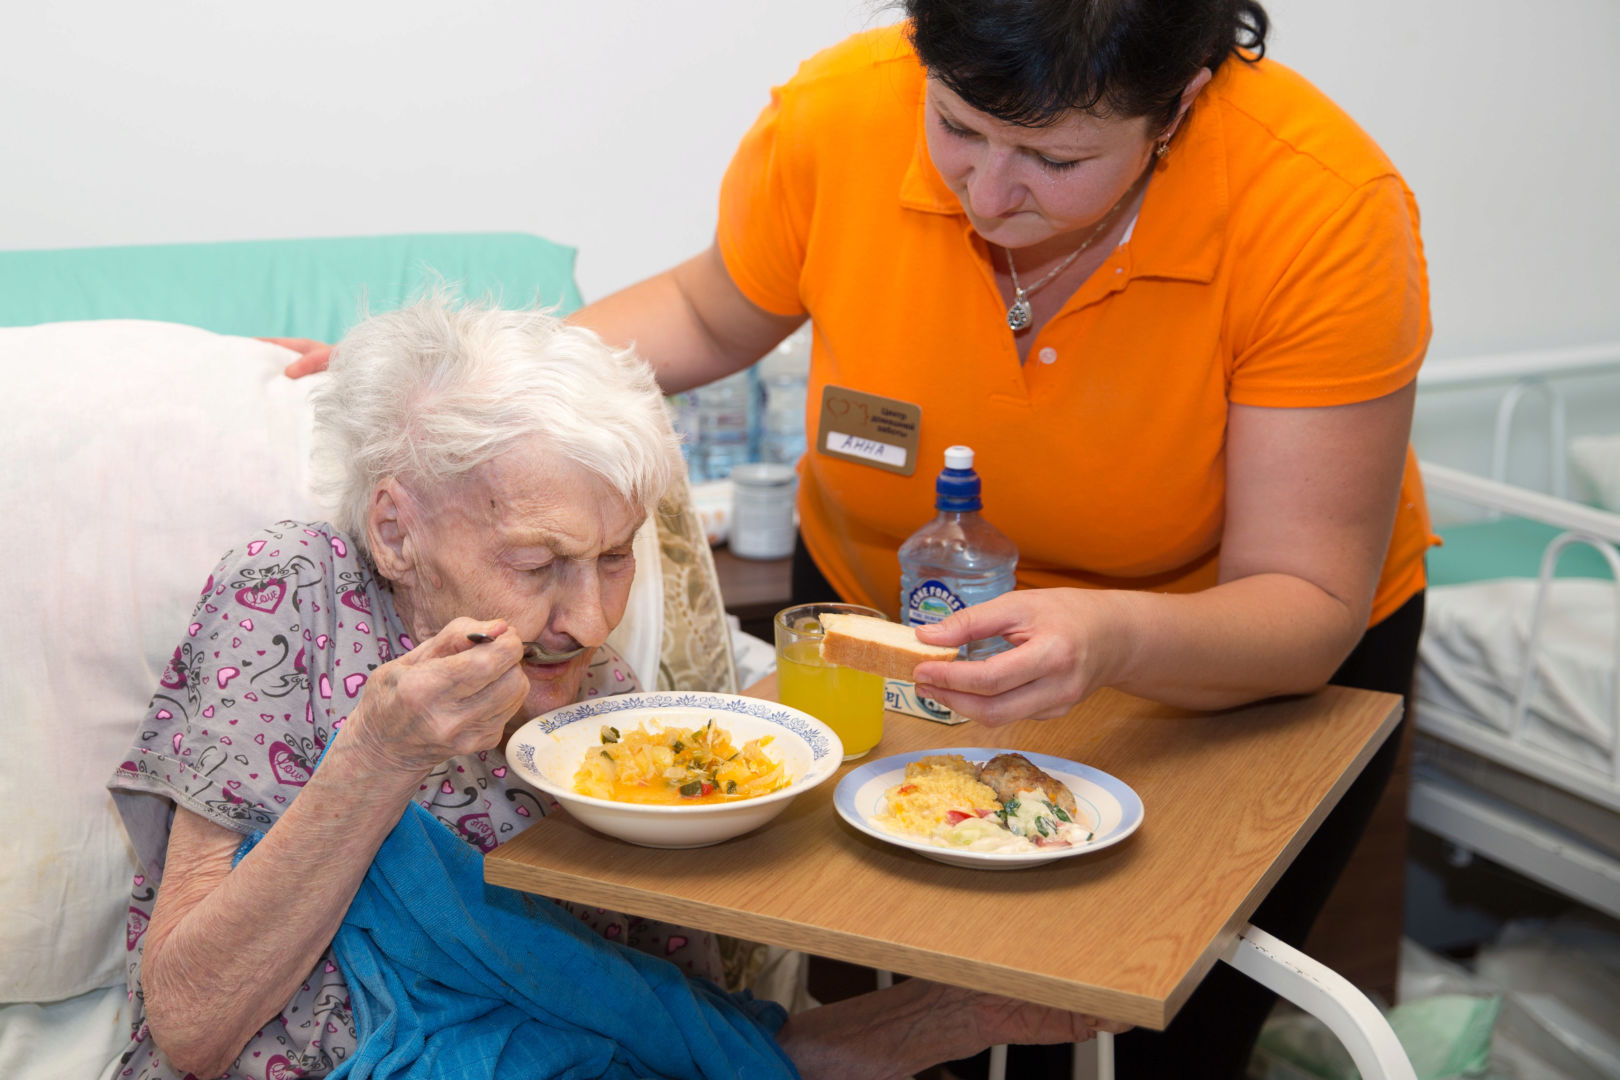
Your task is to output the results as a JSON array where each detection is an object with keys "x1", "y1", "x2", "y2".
[{"x1": 505, "y1": 691, "x2": 843, "y2": 848}]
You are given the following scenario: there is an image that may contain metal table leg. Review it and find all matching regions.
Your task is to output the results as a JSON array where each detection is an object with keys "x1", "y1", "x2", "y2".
[
  {"x1": 897, "y1": 922, "x2": 1414, "y2": 1080},
  {"x1": 1220, "y1": 924, "x2": 1416, "y2": 1080}
]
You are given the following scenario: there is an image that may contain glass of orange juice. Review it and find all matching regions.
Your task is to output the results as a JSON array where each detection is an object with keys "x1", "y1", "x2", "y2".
[{"x1": 773, "y1": 602, "x2": 888, "y2": 760}]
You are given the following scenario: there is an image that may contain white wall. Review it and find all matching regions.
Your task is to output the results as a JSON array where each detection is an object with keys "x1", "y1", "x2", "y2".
[
  {"x1": 2, "y1": 1, "x2": 900, "y2": 303},
  {"x1": 1265, "y1": 0, "x2": 1620, "y2": 359},
  {"x1": 4, "y1": 0, "x2": 1617, "y2": 361},
  {"x1": 1257, "y1": 0, "x2": 1620, "y2": 480}
]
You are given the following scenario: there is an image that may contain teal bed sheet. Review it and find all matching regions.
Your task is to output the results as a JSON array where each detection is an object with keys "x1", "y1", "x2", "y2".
[
  {"x1": 0, "y1": 233, "x2": 583, "y2": 342},
  {"x1": 1430, "y1": 516, "x2": 1617, "y2": 587}
]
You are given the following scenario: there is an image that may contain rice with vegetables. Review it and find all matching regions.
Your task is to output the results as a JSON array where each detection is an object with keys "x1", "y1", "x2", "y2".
[{"x1": 573, "y1": 718, "x2": 788, "y2": 804}]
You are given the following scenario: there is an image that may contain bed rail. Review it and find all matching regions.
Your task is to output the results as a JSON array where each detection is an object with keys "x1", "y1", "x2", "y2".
[
  {"x1": 1419, "y1": 343, "x2": 1620, "y2": 498},
  {"x1": 1521, "y1": 533, "x2": 1620, "y2": 781},
  {"x1": 1422, "y1": 462, "x2": 1620, "y2": 541},
  {"x1": 1417, "y1": 341, "x2": 1620, "y2": 388}
]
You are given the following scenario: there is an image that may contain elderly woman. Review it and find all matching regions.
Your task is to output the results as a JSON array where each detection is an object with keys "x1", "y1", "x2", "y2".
[{"x1": 109, "y1": 297, "x2": 1113, "y2": 1080}]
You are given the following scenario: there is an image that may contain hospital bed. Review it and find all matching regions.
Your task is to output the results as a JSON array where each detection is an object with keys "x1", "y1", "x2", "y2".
[
  {"x1": 0, "y1": 235, "x2": 745, "y2": 1078},
  {"x1": 1411, "y1": 343, "x2": 1620, "y2": 922}
]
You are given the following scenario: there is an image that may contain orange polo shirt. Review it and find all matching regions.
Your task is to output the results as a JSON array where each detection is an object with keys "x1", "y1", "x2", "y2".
[{"x1": 718, "y1": 25, "x2": 1434, "y2": 626}]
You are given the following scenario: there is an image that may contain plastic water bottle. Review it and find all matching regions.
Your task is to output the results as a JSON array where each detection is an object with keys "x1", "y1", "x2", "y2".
[
  {"x1": 694, "y1": 370, "x2": 754, "y2": 481},
  {"x1": 898, "y1": 446, "x2": 1019, "y2": 661},
  {"x1": 758, "y1": 325, "x2": 811, "y2": 466},
  {"x1": 665, "y1": 392, "x2": 704, "y2": 482}
]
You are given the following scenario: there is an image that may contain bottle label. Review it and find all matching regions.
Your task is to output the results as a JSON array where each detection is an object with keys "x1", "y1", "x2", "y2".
[
  {"x1": 884, "y1": 678, "x2": 964, "y2": 724},
  {"x1": 905, "y1": 579, "x2": 965, "y2": 626}
]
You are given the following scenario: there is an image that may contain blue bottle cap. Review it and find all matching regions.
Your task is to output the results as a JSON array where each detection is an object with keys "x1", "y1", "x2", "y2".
[{"x1": 935, "y1": 444, "x2": 982, "y2": 512}]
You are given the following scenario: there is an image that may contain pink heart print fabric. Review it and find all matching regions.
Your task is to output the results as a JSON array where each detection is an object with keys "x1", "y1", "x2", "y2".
[{"x1": 106, "y1": 521, "x2": 720, "y2": 1080}]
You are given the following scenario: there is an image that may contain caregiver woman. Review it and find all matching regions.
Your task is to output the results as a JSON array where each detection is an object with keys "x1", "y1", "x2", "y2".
[{"x1": 572, "y1": 1, "x2": 1434, "y2": 1076}]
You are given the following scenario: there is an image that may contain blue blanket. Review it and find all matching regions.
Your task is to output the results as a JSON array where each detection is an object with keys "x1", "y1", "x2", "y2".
[{"x1": 326, "y1": 803, "x2": 799, "y2": 1080}]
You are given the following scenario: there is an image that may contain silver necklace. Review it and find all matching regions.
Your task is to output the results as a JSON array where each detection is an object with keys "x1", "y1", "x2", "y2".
[
  {"x1": 1002, "y1": 166, "x2": 1152, "y2": 332},
  {"x1": 1004, "y1": 242, "x2": 1091, "y2": 331}
]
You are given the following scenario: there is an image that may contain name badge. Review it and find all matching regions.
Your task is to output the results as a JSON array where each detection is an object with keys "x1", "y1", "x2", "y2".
[{"x1": 816, "y1": 386, "x2": 922, "y2": 476}]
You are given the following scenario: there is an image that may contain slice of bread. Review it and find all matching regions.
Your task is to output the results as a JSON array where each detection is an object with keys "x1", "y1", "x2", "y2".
[{"x1": 818, "y1": 613, "x2": 958, "y2": 681}]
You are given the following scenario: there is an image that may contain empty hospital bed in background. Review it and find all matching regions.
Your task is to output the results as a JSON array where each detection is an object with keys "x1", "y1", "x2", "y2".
[{"x1": 1411, "y1": 342, "x2": 1620, "y2": 923}]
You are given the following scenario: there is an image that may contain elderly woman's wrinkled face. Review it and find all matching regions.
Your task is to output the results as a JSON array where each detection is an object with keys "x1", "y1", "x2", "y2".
[
  {"x1": 923, "y1": 79, "x2": 1160, "y2": 252},
  {"x1": 390, "y1": 437, "x2": 642, "y2": 723}
]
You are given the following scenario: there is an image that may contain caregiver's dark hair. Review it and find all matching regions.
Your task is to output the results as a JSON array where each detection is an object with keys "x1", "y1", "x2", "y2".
[{"x1": 905, "y1": 0, "x2": 1269, "y2": 131}]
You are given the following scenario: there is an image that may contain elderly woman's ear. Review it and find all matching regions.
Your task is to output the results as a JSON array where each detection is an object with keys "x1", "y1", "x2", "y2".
[{"x1": 366, "y1": 480, "x2": 421, "y2": 583}]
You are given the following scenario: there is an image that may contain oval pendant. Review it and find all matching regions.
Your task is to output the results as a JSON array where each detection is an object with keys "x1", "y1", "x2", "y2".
[{"x1": 1007, "y1": 294, "x2": 1032, "y2": 331}]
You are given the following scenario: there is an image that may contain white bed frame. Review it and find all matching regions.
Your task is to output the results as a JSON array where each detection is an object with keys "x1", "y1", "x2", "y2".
[{"x1": 1413, "y1": 342, "x2": 1620, "y2": 921}]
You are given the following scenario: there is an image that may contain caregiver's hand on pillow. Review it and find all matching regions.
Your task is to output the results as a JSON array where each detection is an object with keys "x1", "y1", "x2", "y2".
[{"x1": 259, "y1": 336, "x2": 333, "y2": 377}]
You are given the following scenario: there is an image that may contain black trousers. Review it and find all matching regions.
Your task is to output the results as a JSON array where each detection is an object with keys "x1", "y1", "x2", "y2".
[{"x1": 794, "y1": 536, "x2": 1426, "y2": 1079}]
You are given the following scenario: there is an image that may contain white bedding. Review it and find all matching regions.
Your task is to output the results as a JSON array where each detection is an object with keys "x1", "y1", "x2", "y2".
[
  {"x1": 0, "y1": 983, "x2": 128, "y2": 1080},
  {"x1": 1417, "y1": 578, "x2": 1617, "y2": 780}
]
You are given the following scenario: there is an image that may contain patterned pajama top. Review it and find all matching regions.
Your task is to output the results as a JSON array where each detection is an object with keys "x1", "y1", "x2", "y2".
[{"x1": 108, "y1": 521, "x2": 720, "y2": 1080}]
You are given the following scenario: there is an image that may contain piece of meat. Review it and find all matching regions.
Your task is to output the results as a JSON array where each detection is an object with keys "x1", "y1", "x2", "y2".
[{"x1": 976, "y1": 753, "x2": 1078, "y2": 817}]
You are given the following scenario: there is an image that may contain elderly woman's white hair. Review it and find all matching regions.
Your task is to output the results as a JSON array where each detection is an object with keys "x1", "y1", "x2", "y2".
[{"x1": 310, "y1": 294, "x2": 682, "y2": 553}]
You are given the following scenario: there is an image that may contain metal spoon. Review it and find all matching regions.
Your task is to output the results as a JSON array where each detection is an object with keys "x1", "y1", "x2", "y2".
[{"x1": 465, "y1": 632, "x2": 587, "y2": 664}]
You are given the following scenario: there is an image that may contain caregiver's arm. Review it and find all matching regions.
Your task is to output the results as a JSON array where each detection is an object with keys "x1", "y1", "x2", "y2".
[
  {"x1": 568, "y1": 242, "x2": 804, "y2": 394},
  {"x1": 913, "y1": 384, "x2": 1415, "y2": 722},
  {"x1": 141, "y1": 620, "x2": 529, "y2": 1077}
]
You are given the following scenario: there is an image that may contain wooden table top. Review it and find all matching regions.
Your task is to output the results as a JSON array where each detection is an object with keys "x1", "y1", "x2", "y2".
[{"x1": 485, "y1": 683, "x2": 1402, "y2": 1029}]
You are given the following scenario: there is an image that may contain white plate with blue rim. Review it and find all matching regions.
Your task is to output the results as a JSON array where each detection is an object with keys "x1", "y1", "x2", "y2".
[
  {"x1": 506, "y1": 691, "x2": 843, "y2": 848},
  {"x1": 833, "y1": 748, "x2": 1145, "y2": 870}
]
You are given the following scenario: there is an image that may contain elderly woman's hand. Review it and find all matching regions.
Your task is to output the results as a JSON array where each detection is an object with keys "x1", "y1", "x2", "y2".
[
  {"x1": 910, "y1": 589, "x2": 1125, "y2": 726},
  {"x1": 342, "y1": 617, "x2": 530, "y2": 777},
  {"x1": 962, "y1": 985, "x2": 1133, "y2": 1047},
  {"x1": 776, "y1": 977, "x2": 1131, "y2": 1080}
]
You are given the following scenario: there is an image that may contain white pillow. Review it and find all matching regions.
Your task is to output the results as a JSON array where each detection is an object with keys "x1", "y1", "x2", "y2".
[
  {"x1": 1569, "y1": 434, "x2": 1620, "y2": 513},
  {"x1": 0, "y1": 322, "x2": 322, "y2": 1003},
  {"x1": 0, "y1": 984, "x2": 133, "y2": 1080}
]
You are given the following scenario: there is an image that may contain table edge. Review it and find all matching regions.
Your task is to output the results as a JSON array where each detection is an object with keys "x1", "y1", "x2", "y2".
[{"x1": 484, "y1": 851, "x2": 1169, "y2": 1028}]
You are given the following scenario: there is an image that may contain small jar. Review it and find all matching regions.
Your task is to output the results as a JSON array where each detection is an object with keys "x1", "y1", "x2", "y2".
[{"x1": 729, "y1": 463, "x2": 798, "y2": 560}]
